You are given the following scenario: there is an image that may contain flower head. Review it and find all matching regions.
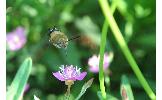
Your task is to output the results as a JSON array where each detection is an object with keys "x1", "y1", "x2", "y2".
[
  {"x1": 53, "y1": 65, "x2": 87, "y2": 85},
  {"x1": 6, "y1": 26, "x2": 26, "y2": 51},
  {"x1": 88, "y1": 52, "x2": 113, "y2": 73}
]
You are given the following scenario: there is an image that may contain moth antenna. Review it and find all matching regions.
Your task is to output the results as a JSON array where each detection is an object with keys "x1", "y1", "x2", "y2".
[{"x1": 67, "y1": 35, "x2": 80, "y2": 42}]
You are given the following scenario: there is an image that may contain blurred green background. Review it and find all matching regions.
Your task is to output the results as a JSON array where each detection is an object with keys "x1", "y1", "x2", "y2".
[{"x1": 6, "y1": 0, "x2": 155, "y2": 99}]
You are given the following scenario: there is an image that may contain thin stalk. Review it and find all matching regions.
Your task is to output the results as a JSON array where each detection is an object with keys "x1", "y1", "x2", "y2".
[
  {"x1": 99, "y1": 2, "x2": 117, "y2": 99},
  {"x1": 99, "y1": 21, "x2": 108, "y2": 100},
  {"x1": 65, "y1": 85, "x2": 71, "y2": 100},
  {"x1": 98, "y1": 0, "x2": 156, "y2": 99}
]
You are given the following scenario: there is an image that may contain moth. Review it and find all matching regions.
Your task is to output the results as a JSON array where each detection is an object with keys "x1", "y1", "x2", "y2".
[{"x1": 48, "y1": 27, "x2": 80, "y2": 54}]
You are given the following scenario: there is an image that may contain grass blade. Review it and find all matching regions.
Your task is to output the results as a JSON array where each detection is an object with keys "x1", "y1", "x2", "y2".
[
  {"x1": 98, "y1": 0, "x2": 156, "y2": 99},
  {"x1": 7, "y1": 57, "x2": 32, "y2": 100},
  {"x1": 75, "y1": 78, "x2": 94, "y2": 100},
  {"x1": 120, "y1": 75, "x2": 134, "y2": 100}
]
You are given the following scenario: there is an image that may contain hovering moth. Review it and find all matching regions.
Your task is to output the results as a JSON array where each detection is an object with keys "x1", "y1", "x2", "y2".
[{"x1": 48, "y1": 27, "x2": 80, "y2": 49}]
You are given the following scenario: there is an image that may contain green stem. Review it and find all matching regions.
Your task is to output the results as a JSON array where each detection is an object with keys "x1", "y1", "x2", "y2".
[
  {"x1": 98, "y1": 0, "x2": 156, "y2": 99},
  {"x1": 99, "y1": 2, "x2": 117, "y2": 99},
  {"x1": 99, "y1": 21, "x2": 108, "y2": 100}
]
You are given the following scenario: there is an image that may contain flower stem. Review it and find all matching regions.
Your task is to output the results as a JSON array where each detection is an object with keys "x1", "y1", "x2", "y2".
[
  {"x1": 98, "y1": 0, "x2": 156, "y2": 99},
  {"x1": 99, "y1": 21, "x2": 108, "y2": 100},
  {"x1": 98, "y1": 2, "x2": 117, "y2": 99},
  {"x1": 65, "y1": 85, "x2": 71, "y2": 100}
]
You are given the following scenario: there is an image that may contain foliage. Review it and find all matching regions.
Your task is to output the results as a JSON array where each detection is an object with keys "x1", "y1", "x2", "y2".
[
  {"x1": 7, "y1": 0, "x2": 156, "y2": 99},
  {"x1": 7, "y1": 57, "x2": 32, "y2": 100}
]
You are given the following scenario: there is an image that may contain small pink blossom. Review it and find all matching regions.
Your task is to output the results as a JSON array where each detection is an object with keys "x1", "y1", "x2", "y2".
[
  {"x1": 88, "y1": 53, "x2": 112, "y2": 73},
  {"x1": 24, "y1": 84, "x2": 30, "y2": 94},
  {"x1": 6, "y1": 26, "x2": 26, "y2": 51},
  {"x1": 53, "y1": 65, "x2": 87, "y2": 82}
]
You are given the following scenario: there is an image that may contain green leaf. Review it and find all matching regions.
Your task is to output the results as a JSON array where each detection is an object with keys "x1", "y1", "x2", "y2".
[
  {"x1": 7, "y1": 57, "x2": 32, "y2": 100},
  {"x1": 120, "y1": 75, "x2": 134, "y2": 100},
  {"x1": 75, "y1": 78, "x2": 94, "y2": 100},
  {"x1": 135, "y1": 4, "x2": 151, "y2": 18},
  {"x1": 97, "y1": 91, "x2": 118, "y2": 100},
  {"x1": 124, "y1": 21, "x2": 133, "y2": 42}
]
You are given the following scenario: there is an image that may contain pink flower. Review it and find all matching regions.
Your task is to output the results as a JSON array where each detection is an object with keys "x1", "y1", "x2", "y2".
[
  {"x1": 53, "y1": 65, "x2": 87, "y2": 82},
  {"x1": 24, "y1": 84, "x2": 30, "y2": 94},
  {"x1": 6, "y1": 27, "x2": 26, "y2": 51},
  {"x1": 88, "y1": 53, "x2": 112, "y2": 73},
  {"x1": 53, "y1": 65, "x2": 87, "y2": 95}
]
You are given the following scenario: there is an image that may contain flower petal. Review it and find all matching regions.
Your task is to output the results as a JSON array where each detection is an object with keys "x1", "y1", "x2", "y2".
[
  {"x1": 88, "y1": 55, "x2": 99, "y2": 66},
  {"x1": 52, "y1": 72, "x2": 65, "y2": 81},
  {"x1": 76, "y1": 72, "x2": 87, "y2": 80},
  {"x1": 89, "y1": 66, "x2": 99, "y2": 73},
  {"x1": 6, "y1": 27, "x2": 26, "y2": 51}
]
